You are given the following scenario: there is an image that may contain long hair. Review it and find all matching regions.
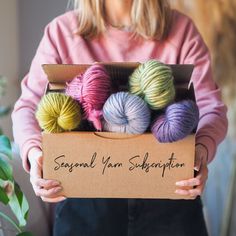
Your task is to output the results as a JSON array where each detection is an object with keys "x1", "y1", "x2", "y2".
[{"x1": 69, "y1": 0, "x2": 171, "y2": 40}]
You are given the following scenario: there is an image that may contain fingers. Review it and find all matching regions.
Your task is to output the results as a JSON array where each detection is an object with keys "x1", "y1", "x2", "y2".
[
  {"x1": 175, "y1": 184, "x2": 205, "y2": 199},
  {"x1": 176, "y1": 178, "x2": 201, "y2": 187},
  {"x1": 175, "y1": 144, "x2": 209, "y2": 199},
  {"x1": 34, "y1": 185, "x2": 63, "y2": 198},
  {"x1": 175, "y1": 186, "x2": 203, "y2": 199},
  {"x1": 28, "y1": 149, "x2": 65, "y2": 202},
  {"x1": 175, "y1": 189, "x2": 192, "y2": 197},
  {"x1": 34, "y1": 178, "x2": 60, "y2": 189},
  {"x1": 188, "y1": 184, "x2": 205, "y2": 197},
  {"x1": 30, "y1": 177, "x2": 60, "y2": 189},
  {"x1": 31, "y1": 175, "x2": 64, "y2": 199},
  {"x1": 30, "y1": 176, "x2": 62, "y2": 197},
  {"x1": 175, "y1": 163, "x2": 208, "y2": 199},
  {"x1": 41, "y1": 196, "x2": 66, "y2": 203},
  {"x1": 31, "y1": 179, "x2": 65, "y2": 202},
  {"x1": 175, "y1": 165, "x2": 208, "y2": 187}
]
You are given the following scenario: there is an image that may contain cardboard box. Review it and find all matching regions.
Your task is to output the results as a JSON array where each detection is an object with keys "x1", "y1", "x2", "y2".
[{"x1": 42, "y1": 63, "x2": 195, "y2": 199}]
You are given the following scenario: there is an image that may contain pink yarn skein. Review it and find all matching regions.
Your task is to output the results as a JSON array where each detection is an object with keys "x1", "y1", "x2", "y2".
[{"x1": 66, "y1": 64, "x2": 111, "y2": 130}]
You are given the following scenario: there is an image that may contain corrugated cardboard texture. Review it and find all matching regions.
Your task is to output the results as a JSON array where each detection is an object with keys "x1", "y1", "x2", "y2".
[
  {"x1": 42, "y1": 63, "x2": 195, "y2": 199},
  {"x1": 43, "y1": 132, "x2": 195, "y2": 199}
]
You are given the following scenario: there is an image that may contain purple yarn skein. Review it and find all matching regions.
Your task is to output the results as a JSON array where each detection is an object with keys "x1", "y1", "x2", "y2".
[{"x1": 151, "y1": 100, "x2": 199, "y2": 143}]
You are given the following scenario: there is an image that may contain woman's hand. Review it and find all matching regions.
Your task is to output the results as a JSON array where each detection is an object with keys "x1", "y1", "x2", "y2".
[
  {"x1": 175, "y1": 144, "x2": 209, "y2": 199},
  {"x1": 28, "y1": 147, "x2": 66, "y2": 203}
]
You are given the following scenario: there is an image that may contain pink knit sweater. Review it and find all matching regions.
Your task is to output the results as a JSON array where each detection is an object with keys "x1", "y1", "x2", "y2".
[{"x1": 12, "y1": 10, "x2": 228, "y2": 172}]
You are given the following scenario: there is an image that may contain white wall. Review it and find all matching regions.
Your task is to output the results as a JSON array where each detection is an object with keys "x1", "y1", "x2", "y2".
[
  {"x1": 0, "y1": 0, "x2": 20, "y2": 138},
  {"x1": 0, "y1": 0, "x2": 67, "y2": 138},
  {"x1": 19, "y1": 0, "x2": 67, "y2": 78}
]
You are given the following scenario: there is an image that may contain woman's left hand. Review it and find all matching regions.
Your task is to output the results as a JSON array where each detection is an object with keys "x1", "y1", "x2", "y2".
[{"x1": 175, "y1": 144, "x2": 209, "y2": 199}]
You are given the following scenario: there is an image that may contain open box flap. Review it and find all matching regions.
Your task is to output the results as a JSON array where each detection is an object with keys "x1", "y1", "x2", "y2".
[{"x1": 42, "y1": 63, "x2": 195, "y2": 101}]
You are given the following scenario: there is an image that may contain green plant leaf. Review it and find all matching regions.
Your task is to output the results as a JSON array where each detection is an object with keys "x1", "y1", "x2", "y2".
[
  {"x1": 15, "y1": 182, "x2": 29, "y2": 221},
  {"x1": 0, "y1": 211, "x2": 22, "y2": 233},
  {"x1": 0, "y1": 76, "x2": 7, "y2": 97},
  {"x1": 0, "y1": 156, "x2": 13, "y2": 181},
  {"x1": 0, "y1": 135, "x2": 12, "y2": 159},
  {"x1": 17, "y1": 232, "x2": 33, "y2": 236},
  {"x1": 8, "y1": 182, "x2": 29, "y2": 227},
  {"x1": 0, "y1": 106, "x2": 11, "y2": 117},
  {"x1": 0, "y1": 185, "x2": 9, "y2": 204}
]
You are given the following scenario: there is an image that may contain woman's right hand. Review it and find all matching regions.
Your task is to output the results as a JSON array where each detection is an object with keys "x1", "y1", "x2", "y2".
[{"x1": 28, "y1": 147, "x2": 66, "y2": 203}]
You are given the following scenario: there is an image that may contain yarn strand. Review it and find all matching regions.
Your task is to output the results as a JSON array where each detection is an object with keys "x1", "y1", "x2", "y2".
[
  {"x1": 151, "y1": 100, "x2": 199, "y2": 142},
  {"x1": 66, "y1": 64, "x2": 111, "y2": 130},
  {"x1": 36, "y1": 93, "x2": 81, "y2": 133},
  {"x1": 129, "y1": 60, "x2": 175, "y2": 110},
  {"x1": 103, "y1": 92, "x2": 151, "y2": 134}
]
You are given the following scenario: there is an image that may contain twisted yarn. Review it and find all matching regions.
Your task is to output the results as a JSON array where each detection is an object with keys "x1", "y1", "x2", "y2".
[
  {"x1": 129, "y1": 60, "x2": 175, "y2": 110},
  {"x1": 151, "y1": 100, "x2": 199, "y2": 142},
  {"x1": 66, "y1": 64, "x2": 111, "y2": 130},
  {"x1": 36, "y1": 93, "x2": 81, "y2": 133},
  {"x1": 103, "y1": 92, "x2": 151, "y2": 134}
]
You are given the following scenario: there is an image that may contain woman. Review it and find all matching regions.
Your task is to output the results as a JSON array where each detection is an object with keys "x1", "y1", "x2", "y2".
[{"x1": 12, "y1": 0, "x2": 227, "y2": 235}]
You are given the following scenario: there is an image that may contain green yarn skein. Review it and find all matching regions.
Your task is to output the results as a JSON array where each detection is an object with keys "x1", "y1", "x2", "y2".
[
  {"x1": 36, "y1": 93, "x2": 81, "y2": 133},
  {"x1": 129, "y1": 60, "x2": 175, "y2": 110}
]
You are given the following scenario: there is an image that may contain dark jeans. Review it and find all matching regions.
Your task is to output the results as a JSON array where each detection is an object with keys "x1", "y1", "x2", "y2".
[{"x1": 53, "y1": 197, "x2": 208, "y2": 236}]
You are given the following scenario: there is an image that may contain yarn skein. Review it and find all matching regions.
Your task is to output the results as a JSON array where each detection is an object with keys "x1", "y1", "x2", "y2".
[
  {"x1": 103, "y1": 92, "x2": 151, "y2": 134},
  {"x1": 66, "y1": 64, "x2": 111, "y2": 130},
  {"x1": 36, "y1": 93, "x2": 81, "y2": 133},
  {"x1": 129, "y1": 60, "x2": 175, "y2": 110},
  {"x1": 151, "y1": 100, "x2": 199, "y2": 142}
]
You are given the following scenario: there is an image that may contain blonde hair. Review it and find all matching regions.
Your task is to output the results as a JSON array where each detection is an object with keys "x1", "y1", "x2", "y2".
[{"x1": 69, "y1": 0, "x2": 171, "y2": 40}]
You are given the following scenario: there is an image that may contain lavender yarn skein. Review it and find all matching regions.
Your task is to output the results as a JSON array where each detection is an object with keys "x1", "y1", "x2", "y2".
[
  {"x1": 103, "y1": 92, "x2": 151, "y2": 134},
  {"x1": 151, "y1": 100, "x2": 199, "y2": 142}
]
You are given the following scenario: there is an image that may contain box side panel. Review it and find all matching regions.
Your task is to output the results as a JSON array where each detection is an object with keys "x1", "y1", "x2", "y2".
[{"x1": 43, "y1": 132, "x2": 195, "y2": 199}]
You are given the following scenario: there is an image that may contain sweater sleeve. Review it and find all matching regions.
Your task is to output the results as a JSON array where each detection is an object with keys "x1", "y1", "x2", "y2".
[
  {"x1": 178, "y1": 17, "x2": 228, "y2": 163},
  {"x1": 12, "y1": 21, "x2": 61, "y2": 172}
]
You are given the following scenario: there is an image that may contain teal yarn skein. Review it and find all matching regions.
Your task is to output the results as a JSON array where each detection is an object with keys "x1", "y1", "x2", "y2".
[{"x1": 129, "y1": 60, "x2": 175, "y2": 110}]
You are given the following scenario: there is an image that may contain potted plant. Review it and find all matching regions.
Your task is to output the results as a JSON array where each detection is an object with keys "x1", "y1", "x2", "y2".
[{"x1": 0, "y1": 75, "x2": 32, "y2": 236}]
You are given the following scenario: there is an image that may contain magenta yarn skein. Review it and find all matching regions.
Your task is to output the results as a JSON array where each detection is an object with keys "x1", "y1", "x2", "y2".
[
  {"x1": 66, "y1": 64, "x2": 111, "y2": 130},
  {"x1": 151, "y1": 100, "x2": 199, "y2": 143}
]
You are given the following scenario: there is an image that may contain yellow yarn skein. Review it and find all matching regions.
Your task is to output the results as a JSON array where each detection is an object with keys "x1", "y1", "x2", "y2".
[
  {"x1": 129, "y1": 60, "x2": 175, "y2": 110},
  {"x1": 36, "y1": 93, "x2": 81, "y2": 133}
]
